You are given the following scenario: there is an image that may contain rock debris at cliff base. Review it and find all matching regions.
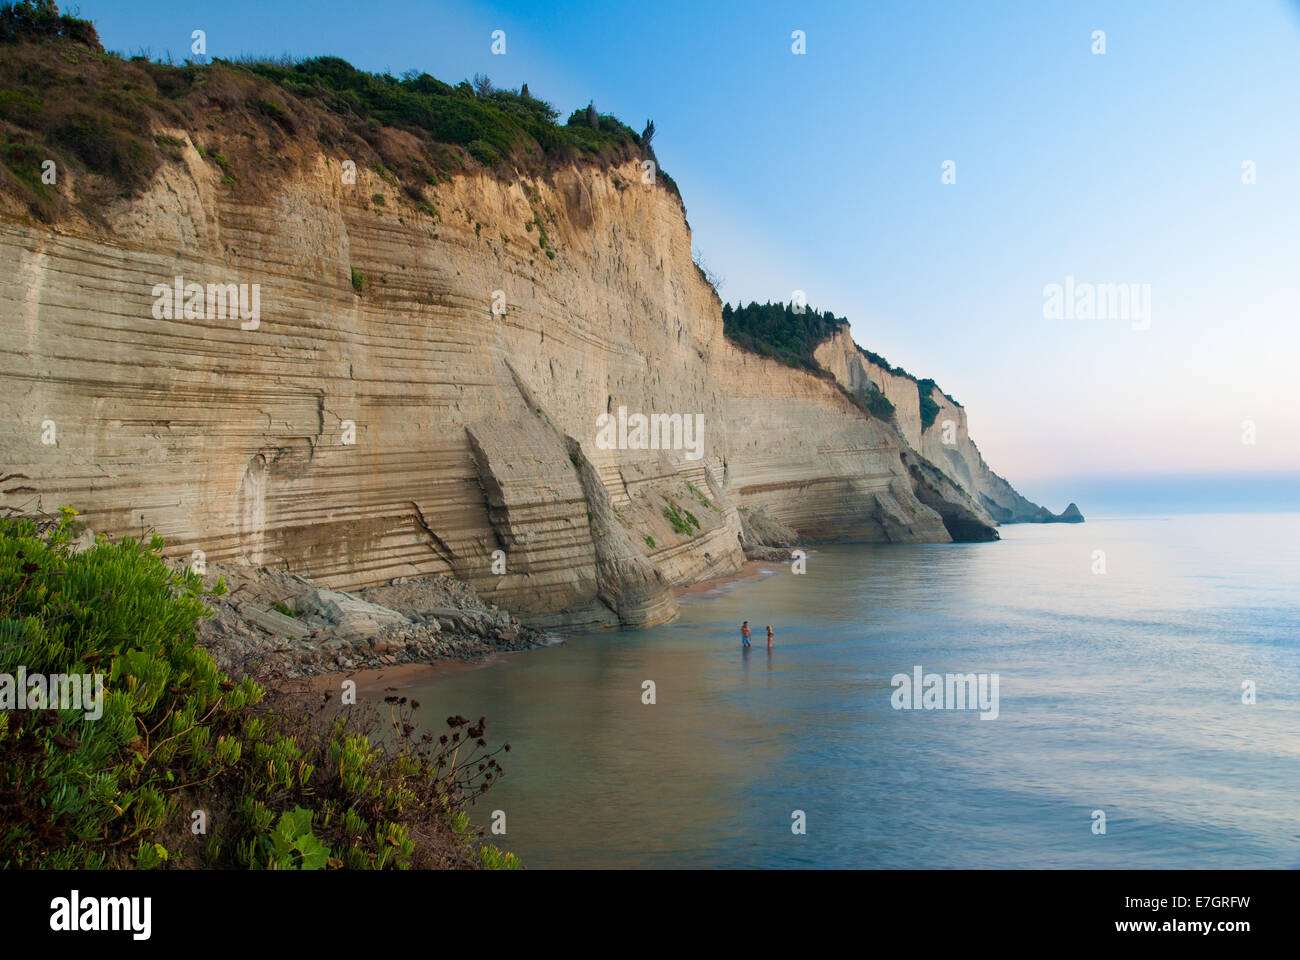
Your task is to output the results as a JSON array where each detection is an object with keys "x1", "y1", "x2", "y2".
[{"x1": 181, "y1": 558, "x2": 551, "y2": 683}]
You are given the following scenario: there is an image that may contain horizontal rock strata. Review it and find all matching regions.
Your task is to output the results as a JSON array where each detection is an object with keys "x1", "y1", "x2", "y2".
[{"x1": 0, "y1": 147, "x2": 1041, "y2": 625}]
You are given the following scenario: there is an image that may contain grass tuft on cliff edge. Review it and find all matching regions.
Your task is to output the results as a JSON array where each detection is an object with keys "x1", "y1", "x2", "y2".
[
  {"x1": 0, "y1": 0, "x2": 677, "y2": 224},
  {"x1": 0, "y1": 506, "x2": 517, "y2": 870}
]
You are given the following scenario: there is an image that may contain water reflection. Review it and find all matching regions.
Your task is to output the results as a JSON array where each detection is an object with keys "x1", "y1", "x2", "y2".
[{"x1": 398, "y1": 517, "x2": 1300, "y2": 868}]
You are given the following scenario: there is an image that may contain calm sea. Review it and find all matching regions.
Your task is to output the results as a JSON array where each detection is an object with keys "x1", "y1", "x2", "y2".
[{"x1": 403, "y1": 514, "x2": 1300, "y2": 868}]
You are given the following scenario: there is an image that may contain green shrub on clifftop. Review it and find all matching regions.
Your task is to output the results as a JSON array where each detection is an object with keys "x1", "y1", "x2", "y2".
[{"x1": 0, "y1": 1, "x2": 681, "y2": 222}]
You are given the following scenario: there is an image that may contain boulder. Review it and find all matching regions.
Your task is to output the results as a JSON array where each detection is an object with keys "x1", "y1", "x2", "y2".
[
  {"x1": 296, "y1": 588, "x2": 410, "y2": 640},
  {"x1": 236, "y1": 602, "x2": 308, "y2": 638}
]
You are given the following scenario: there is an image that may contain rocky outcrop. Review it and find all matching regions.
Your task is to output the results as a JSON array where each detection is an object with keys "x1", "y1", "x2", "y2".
[
  {"x1": 899, "y1": 449, "x2": 999, "y2": 543},
  {"x1": 188, "y1": 559, "x2": 549, "y2": 681},
  {"x1": 564, "y1": 437, "x2": 679, "y2": 627},
  {"x1": 738, "y1": 504, "x2": 798, "y2": 548},
  {"x1": 462, "y1": 373, "x2": 602, "y2": 620},
  {"x1": 1028, "y1": 501, "x2": 1084, "y2": 523},
  {"x1": 295, "y1": 587, "x2": 410, "y2": 640},
  {"x1": 1, "y1": 133, "x2": 1019, "y2": 626}
]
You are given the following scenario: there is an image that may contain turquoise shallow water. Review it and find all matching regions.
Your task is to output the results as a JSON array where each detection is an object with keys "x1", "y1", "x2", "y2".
[{"x1": 404, "y1": 515, "x2": 1300, "y2": 868}]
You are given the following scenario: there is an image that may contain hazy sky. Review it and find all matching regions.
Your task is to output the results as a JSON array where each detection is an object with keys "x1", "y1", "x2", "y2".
[{"x1": 83, "y1": 0, "x2": 1300, "y2": 508}]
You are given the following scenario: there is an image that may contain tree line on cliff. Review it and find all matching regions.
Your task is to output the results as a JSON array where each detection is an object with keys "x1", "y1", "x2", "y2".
[{"x1": 722, "y1": 301, "x2": 897, "y2": 421}]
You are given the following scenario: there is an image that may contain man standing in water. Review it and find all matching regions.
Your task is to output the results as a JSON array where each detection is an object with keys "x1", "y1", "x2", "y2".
[
  {"x1": 766, "y1": 625, "x2": 774, "y2": 649},
  {"x1": 741, "y1": 621, "x2": 751, "y2": 647}
]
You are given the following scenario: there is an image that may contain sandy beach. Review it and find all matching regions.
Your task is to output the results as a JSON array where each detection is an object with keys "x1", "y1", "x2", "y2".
[
  {"x1": 288, "y1": 654, "x2": 508, "y2": 701},
  {"x1": 674, "y1": 559, "x2": 784, "y2": 599}
]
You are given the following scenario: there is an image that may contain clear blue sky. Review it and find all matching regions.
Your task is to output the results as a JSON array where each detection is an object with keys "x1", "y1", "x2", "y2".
[{"x1": 81, "y1": 0, "x2": 1300, "y2": 512}]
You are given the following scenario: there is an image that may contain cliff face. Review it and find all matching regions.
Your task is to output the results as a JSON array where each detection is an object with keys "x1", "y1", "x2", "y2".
[
  {"x1": 814, "y1": 330, "x2": 1069, "y2": 524},
  {"x1": 918, "y1": 391, "x2": 1045, "y2": 524},
  {"x1": 1, "y1": 141, "x2": 1011, "y2": 626},
  {"x1": 815, "y1": 332, "x2": 924, "y2": 449}
]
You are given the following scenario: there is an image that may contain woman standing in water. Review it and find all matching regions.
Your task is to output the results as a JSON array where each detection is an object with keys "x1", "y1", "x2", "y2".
[{"x1": 766, "y1": 625, "x2": 774, "y2": 649}]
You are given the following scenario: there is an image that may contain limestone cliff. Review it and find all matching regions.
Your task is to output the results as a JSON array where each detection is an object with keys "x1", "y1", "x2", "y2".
[{"x1": 0, "y1": 69, "x2": 1061, "y2": 626}]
